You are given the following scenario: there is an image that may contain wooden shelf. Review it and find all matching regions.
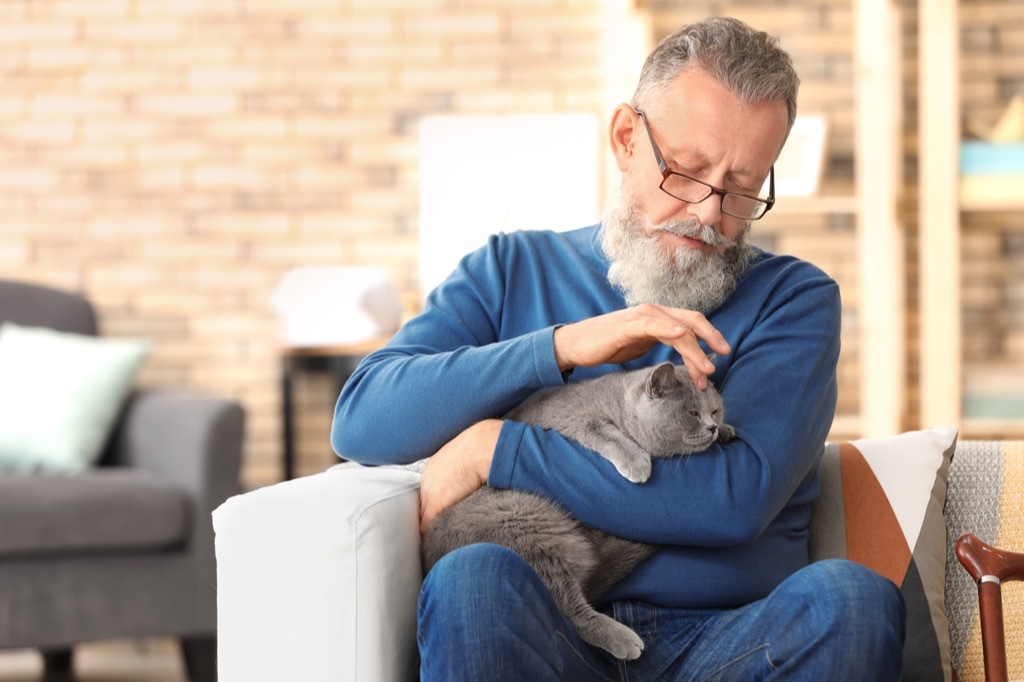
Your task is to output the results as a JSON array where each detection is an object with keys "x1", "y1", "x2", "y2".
[
  {"x1": 829, "y1": 414, "x2": 862, "y2": 440},
  {"x1": 773, "y1": 193, "x2": 859, "y2": 216},
  {"x1": 962, "y1": 418, "x2": 1024, "y2": 439},
  {"x1": 960, "y1": 196, "x2": 1024, "y2": 212}
]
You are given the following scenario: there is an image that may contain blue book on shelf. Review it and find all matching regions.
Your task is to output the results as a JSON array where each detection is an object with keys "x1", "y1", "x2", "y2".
[{"x1": 961, "y1": 141, "x2": 1024, "y2": 174}]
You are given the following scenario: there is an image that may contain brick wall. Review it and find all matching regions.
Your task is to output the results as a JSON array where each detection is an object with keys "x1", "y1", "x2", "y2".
[{"x1": 0, "y1": 0, "x2": 608, "y2": 487}]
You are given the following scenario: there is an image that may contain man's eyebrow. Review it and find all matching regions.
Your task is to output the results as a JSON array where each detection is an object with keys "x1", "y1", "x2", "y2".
[{"x1": 665, "y1": 147, "x2": 761, "y2": 191}]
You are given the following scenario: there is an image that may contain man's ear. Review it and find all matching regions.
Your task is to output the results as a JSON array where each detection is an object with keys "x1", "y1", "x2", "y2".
[{"x1": 609, "y1": 103, "x2": 639, "y2": 173}]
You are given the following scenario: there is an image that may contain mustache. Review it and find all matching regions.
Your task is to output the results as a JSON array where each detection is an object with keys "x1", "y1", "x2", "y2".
[{"x1": 650, "y1": 221, "x2": 733, "y2": 249}]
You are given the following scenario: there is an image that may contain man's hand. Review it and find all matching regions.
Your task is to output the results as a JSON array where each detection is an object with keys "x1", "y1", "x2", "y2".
[
  {"x1": 553, "y1": 304, "x2": 730, "y2": 388},
  {"x1": 419, "y1": 419, "x2": 503, "y2": 535}
]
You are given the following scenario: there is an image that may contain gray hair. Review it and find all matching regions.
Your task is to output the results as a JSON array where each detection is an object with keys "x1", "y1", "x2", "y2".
[{"x1": 630, "y1": 17, "x2": 800, "y2": 131}]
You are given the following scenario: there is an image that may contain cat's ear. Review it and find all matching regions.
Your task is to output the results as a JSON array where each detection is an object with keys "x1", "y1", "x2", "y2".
[{"x1": 645, "y1": 362, "x2": 679, "y2": 398}]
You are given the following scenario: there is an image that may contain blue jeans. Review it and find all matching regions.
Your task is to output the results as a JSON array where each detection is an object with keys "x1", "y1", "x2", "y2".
[{"x1": 418, "y1": 544, "x2": 906, "y2": 681}]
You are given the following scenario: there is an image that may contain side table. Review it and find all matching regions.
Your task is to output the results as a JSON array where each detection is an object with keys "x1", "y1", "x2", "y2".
[{"x1": 279, "y1": 337, "x2": 390, "y2": 480}]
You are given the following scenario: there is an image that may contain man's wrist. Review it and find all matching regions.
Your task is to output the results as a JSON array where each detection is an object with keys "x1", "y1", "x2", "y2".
[
  {"x1": 552, "y1": 324, "x2": 575, "y2": 373},
  {"x1": 471, "y1": 419, "x2": 503, "y2": 484}
]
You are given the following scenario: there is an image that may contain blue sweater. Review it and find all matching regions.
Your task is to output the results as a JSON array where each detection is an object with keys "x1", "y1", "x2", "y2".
[{"x1": 333, "y1": 224, "x2": 840, "y2": 609}]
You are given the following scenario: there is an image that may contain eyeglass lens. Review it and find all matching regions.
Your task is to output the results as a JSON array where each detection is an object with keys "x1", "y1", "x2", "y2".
[{"x1": 660, "y1": 175, "x2": 770, "y2": 220}]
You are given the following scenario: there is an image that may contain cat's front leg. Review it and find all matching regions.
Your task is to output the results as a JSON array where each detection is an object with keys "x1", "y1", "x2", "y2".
[
  {"x1": 576, "y1": 422, "x2": 653, "y2": 484},
  {"x1": 608, "y1": 450, "x2": 652, "y2": 484},
  {"x1": 718, "y1": 422, "x2": 737, "y2": 443}
]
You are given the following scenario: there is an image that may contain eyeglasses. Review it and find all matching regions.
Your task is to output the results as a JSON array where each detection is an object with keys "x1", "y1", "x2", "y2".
[{"x1": 634, "y1": 109, "x2": 775, "y2": 221}]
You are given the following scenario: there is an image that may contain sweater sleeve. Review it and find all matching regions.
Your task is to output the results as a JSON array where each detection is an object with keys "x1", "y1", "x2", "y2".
[
  {"x1": 331, "y1": 236, "x2": 568, "y2": 464},
  {"x1": 489, "y1": 265, "x2": 841, "y2": 548}
]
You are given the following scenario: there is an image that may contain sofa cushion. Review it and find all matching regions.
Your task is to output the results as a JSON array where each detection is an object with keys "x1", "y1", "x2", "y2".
[
  {"x1": 0, "y1": 469, "x2": 189, "y2": 558},
  {"x1": 809, "y1": 426, "x2": 957, "y2": 682},
  {"x1": 0, "y1": 322, "x2": 150, "y2": 472}
]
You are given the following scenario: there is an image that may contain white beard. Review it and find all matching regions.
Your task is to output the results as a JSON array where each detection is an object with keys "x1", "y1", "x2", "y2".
[{"x1": 600, "y1": 189, "x2": 754, "y2": 312}]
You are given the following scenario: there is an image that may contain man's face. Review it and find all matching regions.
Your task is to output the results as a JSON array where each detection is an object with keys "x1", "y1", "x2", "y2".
[{"x1": 602, "y1": 68, "x2": 789, "y2": 311}]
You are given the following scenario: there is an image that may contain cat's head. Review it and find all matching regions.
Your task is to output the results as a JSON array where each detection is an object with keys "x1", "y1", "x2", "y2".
[{"x1": 627, "y1": 361, "x2": 733, "y2": 456}]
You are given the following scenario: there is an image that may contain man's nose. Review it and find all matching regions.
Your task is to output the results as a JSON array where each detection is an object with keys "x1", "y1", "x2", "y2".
[{"x1": 685, "y1": 191, "x2": 723, "y2": 228}]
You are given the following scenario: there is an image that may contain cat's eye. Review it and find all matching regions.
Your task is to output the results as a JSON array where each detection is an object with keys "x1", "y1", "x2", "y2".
[{"x1": 689, "y1": 410, "x2": 699, "y2": 417}]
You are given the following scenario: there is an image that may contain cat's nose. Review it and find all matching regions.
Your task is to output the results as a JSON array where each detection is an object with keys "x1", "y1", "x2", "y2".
[{"x1": 707, "y1": 424, "x2": 717, "y2": 434}]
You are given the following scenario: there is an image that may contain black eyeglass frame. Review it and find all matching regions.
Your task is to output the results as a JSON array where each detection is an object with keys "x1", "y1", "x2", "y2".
[{"x1": 633, "y1": 108, "x2": 776, "y2": 220}]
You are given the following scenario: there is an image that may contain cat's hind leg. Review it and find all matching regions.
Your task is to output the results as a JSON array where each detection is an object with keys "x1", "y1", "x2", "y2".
[
  {"x1": 558, "y1": 585, "x2": 645, "y2": 660},
  {"x1": 530, "y1": 557, "x2": 645, "y2": 661}
]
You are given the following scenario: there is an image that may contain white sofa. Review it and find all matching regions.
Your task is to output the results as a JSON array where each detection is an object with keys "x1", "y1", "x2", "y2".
[{"x1": 213, "y1": 436, "x2": 1024, "y2": 682}]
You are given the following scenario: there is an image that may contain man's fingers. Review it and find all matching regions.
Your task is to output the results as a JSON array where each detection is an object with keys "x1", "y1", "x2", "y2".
[
  {"x1": 418, "y1": 473, "x2": 434, "y2": 534},
  {"x1": 418, "y1": 457, "x2": 447, "y2": 535},
  {"x1": 657, "y1": 308, "x2": 730, "y2": 356},
  {"x1": 419, "y1": 505, "x2": 434, "y2": 535},
  {"x1": 671, "y1": 339, "x2": 714, "y2": 388},
  {"x1": 416, "y1": 420, "x2": 501, "y2": 537},
  {"x1": 685, "y1": 362, "x2": 710, "y2": 390},
  {"x1": 419, "y1": 480, "x2": 448, "y2": 535},
  {"x1": 555, "y1": 305, "x2": 731, "y2": 371}
]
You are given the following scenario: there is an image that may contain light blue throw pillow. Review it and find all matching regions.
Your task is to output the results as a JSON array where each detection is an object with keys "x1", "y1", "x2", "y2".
[{"x1": 0, "y1": 322, "x2": 151, "y2": 472}]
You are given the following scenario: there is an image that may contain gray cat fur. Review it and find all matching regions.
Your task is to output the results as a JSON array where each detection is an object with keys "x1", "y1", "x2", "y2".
[{"x1": 421, "y1": 361, "x2": 735, "y2": 661}]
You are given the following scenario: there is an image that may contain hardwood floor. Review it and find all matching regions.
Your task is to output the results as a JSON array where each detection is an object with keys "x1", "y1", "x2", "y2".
[{"x1": 0, "y1": 639, "x2": 186, "y2": 682}]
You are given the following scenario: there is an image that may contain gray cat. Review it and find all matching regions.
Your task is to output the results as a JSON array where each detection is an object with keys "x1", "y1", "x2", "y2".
[{"x1": 422, "y1": 361, "x2": 735, "y2": 661}]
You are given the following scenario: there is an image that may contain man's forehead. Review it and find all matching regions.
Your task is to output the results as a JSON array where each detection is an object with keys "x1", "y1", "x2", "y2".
[
  {"x1": 652, "y1": 69, "x2": 789, "y2": 170},
  {"x1": 658, "y1": 133, "x2": 767, "y2": 183}
]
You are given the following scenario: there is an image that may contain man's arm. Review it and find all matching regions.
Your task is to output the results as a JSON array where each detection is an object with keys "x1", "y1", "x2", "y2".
[{"x1": 332, "y1": 234, "x2": 566, "y2": 464}]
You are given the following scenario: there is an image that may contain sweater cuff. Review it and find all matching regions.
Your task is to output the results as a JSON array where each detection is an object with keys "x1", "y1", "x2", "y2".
[
  {"x1": 488, "y1": 419, "x2": 526, "y2": 489},
  {"x1": 532, "y1": 325, "x2": 570, "y2": 386}
]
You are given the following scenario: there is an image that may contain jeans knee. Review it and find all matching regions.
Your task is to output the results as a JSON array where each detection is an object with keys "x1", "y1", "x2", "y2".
[
  {"x1": 763, "y1": 561, "x2": 906, "y2": 678},
  {"x1": 420, "y1": 543, "x2": 540, "y2": 627},
  {"x1": 419, "y1": 544, "x2": 585, "y2": 681},
  {"x1": 423, "y1": 543, "x2": 529, "y2": 597},
  {"x1": 799, "y1": 560, "x2": 906, "y2": 642}
]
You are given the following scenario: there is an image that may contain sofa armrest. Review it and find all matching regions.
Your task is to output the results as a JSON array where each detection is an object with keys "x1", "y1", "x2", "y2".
[
  {"x1": 213, "y1": 465, "x2": 423, "y2": 682},
  {"x1": 110, "y1": 389, "x2": 245, "y2": 511}
]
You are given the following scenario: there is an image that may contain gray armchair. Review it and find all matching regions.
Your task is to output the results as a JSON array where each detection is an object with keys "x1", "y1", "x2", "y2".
[{"x1": 0, "y1": 279, "x2": 245, "y2": 682}]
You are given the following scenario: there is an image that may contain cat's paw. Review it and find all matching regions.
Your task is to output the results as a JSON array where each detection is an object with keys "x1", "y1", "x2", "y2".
[
  {"x1": 615, "y1": 457, "x2": 652, "y2": 484},
  {"x1": 718, "y1": 423, "x2": 737, "y2": 443},
  {"x1": 598, "y1": 621, "x2": 645, "y2": 661},
  {"x1": 607, "y1": 627, "x2": 645, "y2": 661},
  {"x1": 579, "y1": 614, "x2": 645, "y2": 661}
]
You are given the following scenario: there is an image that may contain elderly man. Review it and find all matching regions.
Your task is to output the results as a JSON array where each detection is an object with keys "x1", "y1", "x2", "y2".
[{"x1": 333, "y1": 16, "x2": 905, "y2": 681}]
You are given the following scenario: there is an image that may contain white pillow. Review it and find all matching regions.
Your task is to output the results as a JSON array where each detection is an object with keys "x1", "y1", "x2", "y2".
[{"x1": 0, "y1": 322, "x2": 150, "y2": 472}]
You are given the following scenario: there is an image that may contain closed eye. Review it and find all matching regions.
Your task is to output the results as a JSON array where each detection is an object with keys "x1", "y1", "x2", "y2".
[{"x1": 689, "y1": 410, "x2": 699, "y2": 417}]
